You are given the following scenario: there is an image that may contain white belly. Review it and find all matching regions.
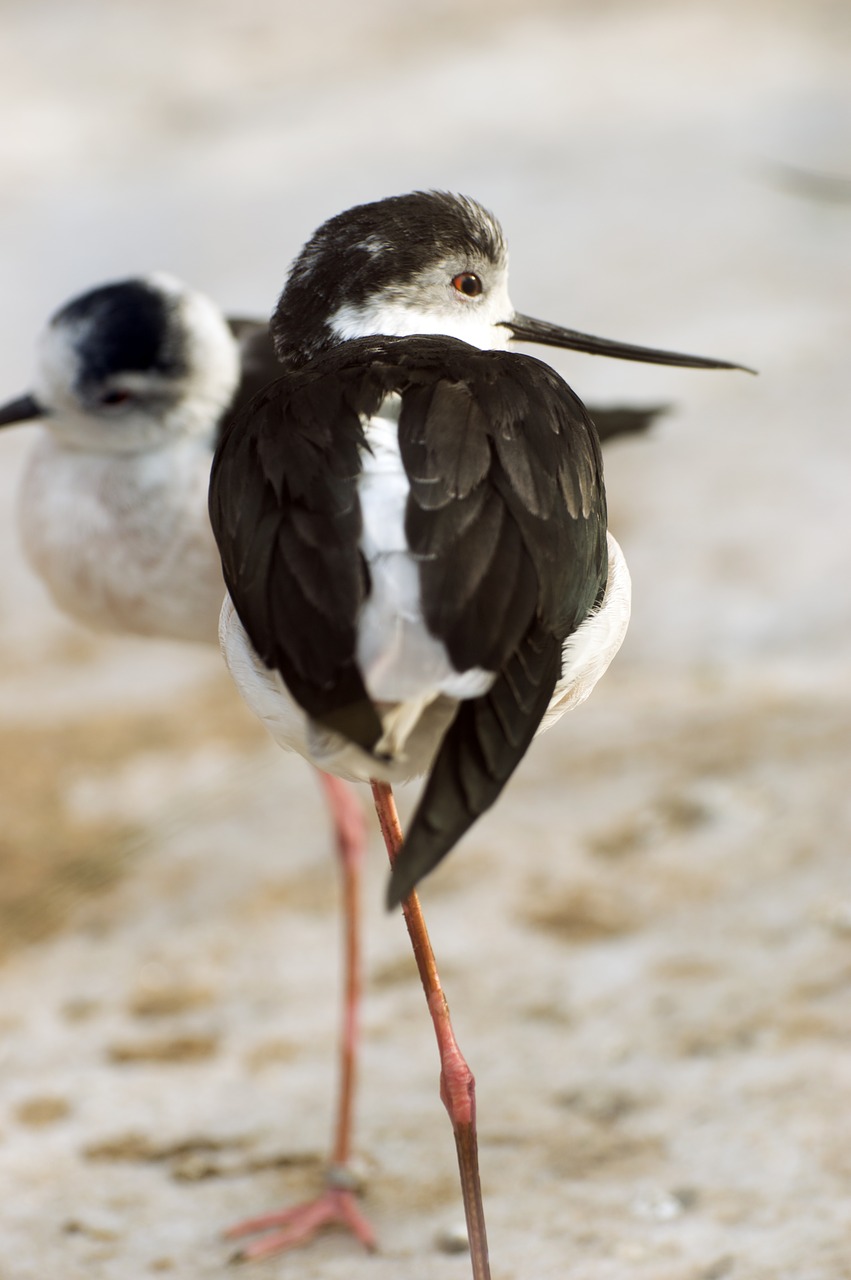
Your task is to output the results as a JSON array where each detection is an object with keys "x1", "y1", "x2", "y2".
[{"x1": 19, "y1": 430, "x2": 225, "y2": 645}]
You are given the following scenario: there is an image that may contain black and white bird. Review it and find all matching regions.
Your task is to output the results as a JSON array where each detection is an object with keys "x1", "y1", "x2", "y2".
[
  {"x1": 209, "y1": 190, "x2": 748, "y2": 1275},
  {"x1": 213, "y1": 191, "x2": 745, "y2": 908},
  {"x1": 0, "y1": 266, "x2": 672, "y2": 1271},
  {"x1": 0, "y1": 274, "x2": 268, "y2": 641}
]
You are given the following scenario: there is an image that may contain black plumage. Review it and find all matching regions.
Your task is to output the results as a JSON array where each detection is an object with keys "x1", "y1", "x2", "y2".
[
  {"x1": 55, "y1": 280, "x2": 189, "y2": 392},
  {"x1": 210, "y1": 333, "x2": 607, "y2": 904}
]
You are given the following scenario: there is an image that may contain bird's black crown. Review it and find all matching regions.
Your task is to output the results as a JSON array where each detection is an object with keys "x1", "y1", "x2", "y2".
[{"x1": 53, "y1": 279, "x2": 189, "y2": 393}]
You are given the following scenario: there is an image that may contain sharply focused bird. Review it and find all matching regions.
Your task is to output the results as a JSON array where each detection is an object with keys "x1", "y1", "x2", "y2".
[
  {"x1": 0, "y1": 264, "x2": 674, "y2": 1271},
  {"x1": 209, "y1": 190, "x2": 749, "y2": 1276}
]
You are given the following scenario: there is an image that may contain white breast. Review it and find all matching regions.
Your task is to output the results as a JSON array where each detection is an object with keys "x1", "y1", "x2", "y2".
[
  {"x1": 19, "y1": 429, "x2": 225, "y2": 644},
  {"x1": 355, "y1": 392, "x2": 494, "y2": 706}
]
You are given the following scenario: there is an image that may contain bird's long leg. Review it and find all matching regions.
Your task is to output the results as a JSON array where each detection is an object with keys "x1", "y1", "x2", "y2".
[
  {"x1": 317, "y1": 771, "x2": 367, "y2": 1174},
  {"x1": 224, "y1": 773, "x2": 376, "y2": 1262},
  {"x1": 371, "y1": 780, "x2": 491, "y2": 1280}
]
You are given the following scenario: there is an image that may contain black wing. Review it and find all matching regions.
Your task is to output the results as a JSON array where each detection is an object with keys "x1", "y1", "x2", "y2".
[
  {"x1": 386, "y1": 343, "x2": 607, "y2": 904},
  {"x1": 210, "y1": 335, "x2": 608, "y2": 905},
  {"x1": 209, "y1": 361, "x2": 383, "y2": 749}
]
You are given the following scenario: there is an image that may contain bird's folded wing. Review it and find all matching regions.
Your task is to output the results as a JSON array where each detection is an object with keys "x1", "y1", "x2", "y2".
[
  {"x1": 209, "y1": 373, "x2": 382, "y2": 749},
  {"x1": 388, "y1": 350, "x2": 609, "y2": 901}
]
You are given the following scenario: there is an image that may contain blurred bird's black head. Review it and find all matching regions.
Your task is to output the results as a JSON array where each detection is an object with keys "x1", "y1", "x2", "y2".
[
  {"x1": 0, "y1": 274, "x2": 241, "y2": 452},
  {"x1": 52, "y1": 279, "x2": 190, "y2": 398}
]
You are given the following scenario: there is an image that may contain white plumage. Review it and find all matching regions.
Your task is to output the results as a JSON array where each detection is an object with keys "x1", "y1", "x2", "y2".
[
  {"x1": 8, "y1": 274, "x2": 240, "y2": 643},
  {"x1": 355, "y1": 392, "x2": 496, "y2": 705},
  {"x1": 19, "y1": 429, "x2": 223, "y2": 642}
]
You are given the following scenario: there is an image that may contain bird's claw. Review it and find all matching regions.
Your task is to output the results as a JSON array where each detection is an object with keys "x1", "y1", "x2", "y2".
[{"x1": 225, "y1": 1186, "x2": 377, "y2": 1263}]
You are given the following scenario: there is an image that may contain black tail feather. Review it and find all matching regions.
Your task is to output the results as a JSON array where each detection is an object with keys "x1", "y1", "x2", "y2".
[
  {"x1": 588, "y1": 403, "x2": 670, "y2": 443},
  {"x1": 386, "y1": 625, "x2": 561, "y2": 907}
]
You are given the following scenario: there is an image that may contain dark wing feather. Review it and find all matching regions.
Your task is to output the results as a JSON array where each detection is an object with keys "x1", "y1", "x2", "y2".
[
  {"x1": 209, "y1": 370, "x2": 382, "y2": 749},
  {"x1": 390, "y1": 346, "x2": 608, "y2": 902},
  {"x1": 402, "y1": 380, "x2": 492, "y2": 509},
  {"x1": 401, "y1": 352, "x2": 607, "y2": 671}
]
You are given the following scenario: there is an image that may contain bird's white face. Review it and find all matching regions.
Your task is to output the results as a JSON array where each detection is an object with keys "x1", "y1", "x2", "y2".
[
  {"x1": 34, "y1": 322, "x2": 182, "y2": 453},
  {"x1": 328, "y1": 251, "x2": 514, "y2": 353},
  {"x1": 32, "y1": 279, "x2": 240, "y2": 455}
]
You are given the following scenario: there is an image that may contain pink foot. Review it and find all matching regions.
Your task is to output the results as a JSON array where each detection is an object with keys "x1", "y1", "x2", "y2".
[{"x1": 225, "y1": 1177, "x2": 377, "y2": 1263}]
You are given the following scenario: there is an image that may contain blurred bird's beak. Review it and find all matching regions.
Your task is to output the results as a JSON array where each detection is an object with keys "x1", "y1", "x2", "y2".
[
  {"x1": 505, "y1": 313, "x2": 755, "y2": 374},
  {"x1": 0, "y1": 393, "x2": 44, "y2": 427}
]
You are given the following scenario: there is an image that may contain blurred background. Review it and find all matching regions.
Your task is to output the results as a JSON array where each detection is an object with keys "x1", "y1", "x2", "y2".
[{"x1": 0, "y1": 2, "x2": 849, "y2": 1277}]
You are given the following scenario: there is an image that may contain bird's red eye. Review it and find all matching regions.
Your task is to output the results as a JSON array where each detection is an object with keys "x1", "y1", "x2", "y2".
[
  {"x1": 100, "y1": 390, "x2": 132, "y2": 407},
  {"x1": 451, "y1": 273, "x2": 483, "y2": 298}
]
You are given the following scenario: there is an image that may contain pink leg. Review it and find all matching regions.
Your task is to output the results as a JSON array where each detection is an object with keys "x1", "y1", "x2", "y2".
[
  {"x1": 371, "y1": 781, "x2": 491, "y2": 1280},
  {"x1": 225, "y1": 772, "x2": 376, "y2": 1262}
]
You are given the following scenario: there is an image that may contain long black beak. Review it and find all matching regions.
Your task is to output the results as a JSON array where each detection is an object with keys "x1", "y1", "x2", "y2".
[
  {"x1": 0, "y1": 393, "x2": 44, "y2": 427},
  {"x1": 506, "y1": 313, "x2": 755, "y2": 374}
]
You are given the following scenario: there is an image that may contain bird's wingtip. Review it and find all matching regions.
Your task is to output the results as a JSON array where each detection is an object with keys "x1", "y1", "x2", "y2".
[{"x1": 385, "y1": 865, "x2": 412, "y2": 912}]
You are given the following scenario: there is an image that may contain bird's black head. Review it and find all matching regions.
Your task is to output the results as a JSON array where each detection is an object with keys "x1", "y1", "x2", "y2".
[
  {"x1": 271, "y1": 191, "x2": 509, "y2": 367},
  {"x1": 52, "y1": 279, "x2": 190, "y2": 400},
  {"x1": 0, "y1": 275, "x2": 241, "y2": 452}
]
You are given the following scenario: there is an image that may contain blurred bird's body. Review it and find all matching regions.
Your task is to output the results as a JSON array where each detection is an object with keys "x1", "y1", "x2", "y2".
[
  {"x1": 1, "y1": 275, "x2": 282, "y2": 644},
  {"x1": 20, "y1": 422, "x2": 222, "y2": 641}
]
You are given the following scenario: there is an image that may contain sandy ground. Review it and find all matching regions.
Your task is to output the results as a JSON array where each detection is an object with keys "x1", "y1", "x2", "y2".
[{"x1": 0, "y1": 2, "x2": 850, "y2": 1277}]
